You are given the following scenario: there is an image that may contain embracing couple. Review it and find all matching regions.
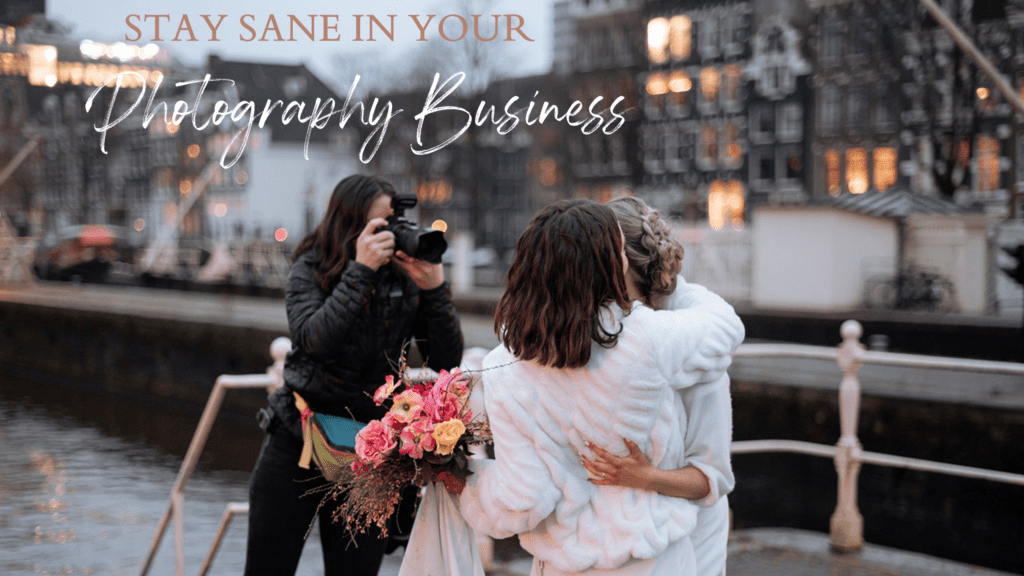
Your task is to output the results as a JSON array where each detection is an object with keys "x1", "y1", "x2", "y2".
[{"x1": 246, "y1": 174, "x2": 743, "y2": 576}]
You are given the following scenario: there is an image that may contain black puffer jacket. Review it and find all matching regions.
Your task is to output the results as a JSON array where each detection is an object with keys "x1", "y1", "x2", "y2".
[{"x1": 266, "y1": 250, "x2": 464, "y2": 439}]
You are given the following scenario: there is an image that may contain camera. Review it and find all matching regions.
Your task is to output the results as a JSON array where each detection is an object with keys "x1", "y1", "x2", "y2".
[{"x1": 376, "y1": 194, "x2": 447, "y2": 264}]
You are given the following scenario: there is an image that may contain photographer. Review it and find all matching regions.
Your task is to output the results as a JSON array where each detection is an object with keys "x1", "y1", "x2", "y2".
[{"x1": 245, "y1": 175, "x2": 463, "y2": 576}]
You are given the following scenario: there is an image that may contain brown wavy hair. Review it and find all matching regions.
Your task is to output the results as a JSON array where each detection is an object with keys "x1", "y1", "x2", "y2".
[
  {"x1": 608, "y1": 196, "x2": 684, "y2": 310},
  {"x1": 293, "y1": 175, "x2": 396, "y2": 292},
  {"x1": 494, "y1": 199, "x2": 631, "y2": 369}
]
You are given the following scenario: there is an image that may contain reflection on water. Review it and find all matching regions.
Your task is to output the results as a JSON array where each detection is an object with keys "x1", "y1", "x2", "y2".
[{"x1": 0, "y1": 374, "x2": 329, "y2": 575}]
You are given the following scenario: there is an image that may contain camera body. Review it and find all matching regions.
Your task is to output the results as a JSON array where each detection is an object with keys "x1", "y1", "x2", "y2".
[{"x1": 375, "y1": 194, "x2": 447, "y2": 264}]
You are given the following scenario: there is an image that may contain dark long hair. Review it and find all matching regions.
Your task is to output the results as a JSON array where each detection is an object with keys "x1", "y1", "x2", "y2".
[
  {"x1": 494, "y1": 198, "x2": 631, "y2": 369},
  {"x1": 293, "y1": 175, "x2": 396, "y2": 292}
]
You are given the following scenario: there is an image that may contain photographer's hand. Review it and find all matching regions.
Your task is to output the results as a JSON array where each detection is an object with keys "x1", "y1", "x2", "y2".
[
  {"x1": 355, "y1": 218, "x2": 395, "y2": 271},
  {"x1": 394, "y1": 251, "x2": 444, "y2": 291}
]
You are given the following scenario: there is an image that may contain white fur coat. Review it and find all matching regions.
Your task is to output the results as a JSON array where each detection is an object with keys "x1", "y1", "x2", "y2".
[{"x1": 458, "y1": 294, "x2": 744, "y2": 573}]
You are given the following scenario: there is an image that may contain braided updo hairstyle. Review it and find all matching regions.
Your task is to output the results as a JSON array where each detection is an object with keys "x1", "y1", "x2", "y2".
[{"x1": 608, "y1": 196, "x2": 685, "y2": 310}]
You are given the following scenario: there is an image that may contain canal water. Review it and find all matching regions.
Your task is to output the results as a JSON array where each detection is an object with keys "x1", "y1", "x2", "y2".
[{"x1": 0, "y1": 374, "x2": 337, "y2": 575}]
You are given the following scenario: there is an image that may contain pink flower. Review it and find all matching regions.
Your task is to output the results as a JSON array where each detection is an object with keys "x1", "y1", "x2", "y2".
[
  {"x1": 373, "y1": 375, "x2": 399, "y2": 405},
  {"x1": 399, "y1": 418, "x2": 436, "y2": 459},
  {"x1": 389, "y1": 390, "x2": 424, "y2": 424},
  {"x1": 381, "y1": 412, "x2": 403, "y2": 431},
  {"x1": 423, "y1": 382, "x2": 462, "y2": 424},
  {"x1": 355, "y1": 419, "x2": 397, "y2": 467}
]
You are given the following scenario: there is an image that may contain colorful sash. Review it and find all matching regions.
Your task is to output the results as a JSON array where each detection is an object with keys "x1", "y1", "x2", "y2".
[{"x1": 294, "y1": 392, "x2": 365, "y2": 483}]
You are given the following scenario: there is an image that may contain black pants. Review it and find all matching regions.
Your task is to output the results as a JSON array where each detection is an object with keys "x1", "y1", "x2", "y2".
[{"x1": 244, "y1": 428, "x2": 389, "y2": 576}]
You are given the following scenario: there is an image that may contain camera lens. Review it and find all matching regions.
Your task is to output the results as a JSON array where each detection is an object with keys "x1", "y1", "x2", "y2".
[{"x1": 413, "y1": 228, "x2": 447, "y2": 264}]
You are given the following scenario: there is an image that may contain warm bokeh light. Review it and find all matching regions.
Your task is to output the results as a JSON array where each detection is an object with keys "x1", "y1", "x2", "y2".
[
  {"x1": 874, "y1": 147, "x2": 897, "y2": 191},
  {"x1": 214, "y1": 203, "x2": 228, "y2": 218},
  {"x1": 976, "y1": 87, "x2": 989, "y2": 100},
  {"x1": 133, "y1": 218, "x2": 145, "y2": 232},
  {"x1": 539, "y1": 157, "x2": 559, "y2": 186},
  {"x1": 700, "y1": 67, "x2": 720, "y2": 102},
  {"x1": 668, "y1": 70, "x2": 691, "y2": 93},
  {"x1": 826, "y1": 149, "x2": 841, "y2": 196},
  {"x1": 647, "y1": 18, "x2": 669, "y2": 64},
  {"x1": 274, "y1": 228, "x2": 288, "y2": 242},
  {"x1": 646, "y1": 73, "x2": 668, "y2": 95},
  {"x1": 723, "y1": 65, "x2": 742, "y2": 102},
  {"x1": 167, "y1": 123, "x2": 179, "y2": 134},
  {"x1": 187, "y1": 144, "x2": 200, "y2": 159},
  {"x1": 417, "y1": 179, "x2": 452, "y2": 203},
  {"x1": 179, "y1": 179, "x2": 192, "y2": 195},
  {"x1": 669, "y1": 16, "x2": 691, "y2": 60},
  {"x1": 846, "y1": 148, "x2": 868, "y2": 194},
  {"x1": 431, "y1": 220, "x2": 448, "y2": 233},
  {"x1": 701, "y1": 125, "x2": 717, "y2": 163},
  {"x1": 976, "y1": 136, "x2": 1000, "y2": 191},
  {"x1": 235, "y1": 171, "x2": 248, "y2": 185}
]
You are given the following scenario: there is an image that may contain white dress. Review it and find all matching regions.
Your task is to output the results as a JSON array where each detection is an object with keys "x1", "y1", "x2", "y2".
[
  {"x1": 457, "y1": 298, "x2": 745, "y2": 575},
  {"x1": 664, "y1": 277, "x2": 737, "y2": 576}
]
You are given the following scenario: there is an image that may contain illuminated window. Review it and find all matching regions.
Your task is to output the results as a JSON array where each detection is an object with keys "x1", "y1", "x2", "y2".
[
  {"x1": 727, "y1": 180, "x2": 745, "y2": 230},
  {"x1": 826, "y1": 149, "x2": 841, "y2": 196},
  {"x1": 784, "y1": 152, "x2": 803, "y2": 181},
  {"x1": 669, "y1": 16, "x2": 692, "y2": 60},
  {"x1": 668, "y1": 70, "x2": 691, "y2": 108},
  {"x1": 700, "y1": 124, "x2": 718, "y2": 165},
  {"x1": 709, "y1": 181, "x2": 727, "y2": 230},
  {"x1": 417, "y1": 179, "x2": 453, "y2": 203},
  {"x1": 646, "y1": 73, "x2": 668, "y2": 113},
  {"x1": 723, "y1": 65, "x2": 741, "y2": 104},
  {"x1": 957, "y1": 139, "x2": 970, "y2": 167},
  {"x1": 708, "y1": 180, "x2": 745, "y2": 231},
  {"x1": 648, "y1": 18, "x2": 669, "y2": 64},
  {"x1": 722, "y1": 122, "x2": 741, "y2": 167},
  {"x1": 539, "y1": 158, "x2": 559, "y2": 186},
  {"x1": 647, "y1": 73, "x2": 669, "y2": 95},
  {"x1": 846, "y1": 148, "x2": 868, "y2": 194},
  {"x1": 25, "y1": 44, "x2": 58, "y2": 87},
  {"x1": 700, "y1": 67, "x2": 720, "y2": 104},
  {"x1": 873, "y1": 147, "x2": 897, "y2": 191},
  {"x1": 976, "y1": 136, "x2": 1000, "y2": 191}
]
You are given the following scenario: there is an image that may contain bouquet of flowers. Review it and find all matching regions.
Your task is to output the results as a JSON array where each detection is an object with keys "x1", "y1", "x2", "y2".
[{"x1": 326, "y1": 357, "x2": 491, "y2": 537}]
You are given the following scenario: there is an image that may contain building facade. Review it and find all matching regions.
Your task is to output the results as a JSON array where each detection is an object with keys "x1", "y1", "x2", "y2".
[{"x1": 640, "y1": 0, "x2": 755, "y2": 228}]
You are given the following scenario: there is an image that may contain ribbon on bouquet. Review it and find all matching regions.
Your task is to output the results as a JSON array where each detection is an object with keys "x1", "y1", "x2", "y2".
[
  {"x1": 398, "y1": 482, "x2": 486, "y2": 576},
  {"x1": 436, "y1": 470, "x2": 466, "y2": 496}
]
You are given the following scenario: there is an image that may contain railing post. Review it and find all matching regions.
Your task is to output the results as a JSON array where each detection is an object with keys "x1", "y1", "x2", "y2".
[
  {"x1": 268, "y1": 337, "x2": 290, "y2": 391},
  {"x1": 830, "y1": 320, "x2": 865, "y2": 552}
]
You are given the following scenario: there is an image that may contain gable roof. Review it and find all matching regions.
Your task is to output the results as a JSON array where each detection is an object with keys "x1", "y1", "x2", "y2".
[
  {"x1": 815, "y1": 190, "x2": 979, "y2": 218},
  {"x1": 206, "y1": 55, "x2": 342, "y2": 144}
]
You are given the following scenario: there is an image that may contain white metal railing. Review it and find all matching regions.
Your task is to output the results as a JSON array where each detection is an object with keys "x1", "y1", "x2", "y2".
[
  {"x1": 730, "y1": 320, "x2": 1024, "y2": 551},
  {"x1": 139, "y1": 339, "x2": 445, "y2": 576},
  {"x1": 142, "y1": 320, "x2": 1024, "y2": 572},
  {"x1": 138, "y1": 337, "x2": 291, "y2": 576}
]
